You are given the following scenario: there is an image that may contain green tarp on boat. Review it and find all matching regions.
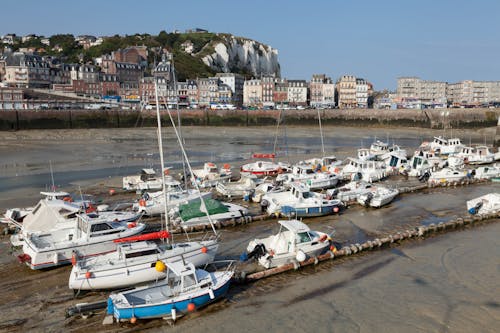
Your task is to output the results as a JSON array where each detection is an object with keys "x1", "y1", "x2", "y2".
[{"x1": 179, "y1": 199, "x2": 229, "y2": 222}]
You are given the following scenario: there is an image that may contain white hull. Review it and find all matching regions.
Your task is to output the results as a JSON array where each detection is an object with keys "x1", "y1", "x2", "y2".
[
  {"x1": 69, "y1": 240, "x2": 218, "y2": 290},
  {"x1": 466, "y1": 193, "x2": 500, "y2": 215}
]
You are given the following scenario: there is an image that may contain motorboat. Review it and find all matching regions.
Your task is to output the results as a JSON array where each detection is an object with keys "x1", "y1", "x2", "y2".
[
  {"x1": 133, "y1": 186, "x2": 212, "y2": 216},
  {"x1": 7, "y1": 197, "x2": 141, "y2": 247},
  {"x1": 68, "y1": 231, "x2": 218, "y2": 291},
  {"x1": 380, "y1": 145, "x2": 408, "y2": 162},
  {"x1": 383, "y1": 152, "x2": 409, "y2": 174},
  {"x1": 190, "y1": 162, "x2": 232, "y2": 188},
  {"x1": 251, "y1": 181, "x2": 285, "y2": 203},
  {"x1": 326, "y1": 180, "x2": 376, "y2": 203},
  {"x1": 357, "y1": 186, "x2": 399, "y2": 208},
  {"x1": 245, "y1": 219, "x2": 332, "y2": 269},
  {"x1": 357, "y1": 148, "x2": 375, "y2": 161},
  {"x1": 18, "y1": 213, "x2": 145, "y2": 270},
  {"x1": 407, "y1": 150, "x2": 446, "y2": 177},
  {"x1": 454, "y1": 146, "x2": 495, "y2": 165},
  {"x1": 174, "y1": 199, "x2": 249, "y2": 228},
  {"x1": 262, "y1": 182, "x2": 342, "y2": 218},
  {"x1": 466, "y1": 193, "x2": 500, "y2": 215},
  {"x1": 123, "y1": 168, "x2": 164, "y2": 192},
  {"x1": 427, "y1": 167, "x2": 469, "y2": 185},
  {"x1": 473, "y1": 164, "x2": 500, "y2": 180},
  {"x1": 369, "y1": 139, "x2": 389, "y2": 158},
  {"x1": 341, "y1": 158, "x2": 387, "y2": 183},
  {"x1": 106, "y1": 260, "x2": 233, "y2": 322},
  {"x1": 299, "y1": 155, "x2": 342, "y2": 172},
  {"x1": 215, "y1": 174, "x2": 258, "y2": 198},
  {"x1": 240, "y1": 153, "x2": 288, "y2": 177},
  {"x1": 276, "y1": 164, "x2": 339, "y2": 190},
  {"x1": 427, "y1": 136, "x2": 464, "y2": 155}
]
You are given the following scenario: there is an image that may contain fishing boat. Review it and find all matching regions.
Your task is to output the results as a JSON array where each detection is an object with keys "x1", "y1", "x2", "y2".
[
  {"x1": 407, "y1": 150, "x2": 446, "y2": 177},
  {"x1": 215, "y1": 174, "x2": 258, "y2": 199},
  {"x1": 68, "y1": 231, "x2": 218, "y2": 291},
  {"x1": 18, "y1": 213, "x2": 145, "y2": 270},
  {"x1": 190, "y1": 162, "x2": 232, "y2": 188},
  {"x1": 357, "y1": 186, "x2": 399, "y2": 208},
  {"x1": 276, "y1": 164, "x2": 339, "y2": 190},
  {"x1": 123, "y1": 168, "x2": 164, "y2": 192},
  {"x1": 105, "y1": 260, "x2": 233, "y2": 322},
  {"x1": 427, "y1": 167, "x2": 469, "y2": 185},
  {"x1": 427, "y1": 136, "x2": 464, "y2": 155},
  {"x1": 262, "y1": 182, "x2": 341, "y2": 218},
  {"x1": 454, "y1": 145, "x2": 495, "y2": 165},
  {"x1": 357, "y1": 148, "x2": 375, "y2": 161},
  {"x1": 245, "y1": 219, "x2": 333, "y2": 269},
  {"x1": 466, "y1": 193, "x2": 500, "y2": 215},
  {"x1": 174, "y1": 198, "x2": 249, "y2": 228},
  {"x1": 369, "y1": 139, "x2": 389, "y2": 158},
  {"x1": 326, "y1": 180, "x2": 376, "y2": 203}
]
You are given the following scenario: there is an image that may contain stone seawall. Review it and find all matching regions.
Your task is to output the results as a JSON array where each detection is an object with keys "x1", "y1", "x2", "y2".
[{"x1": 0, "y1": 108, "x2": 498, "y2": 131}]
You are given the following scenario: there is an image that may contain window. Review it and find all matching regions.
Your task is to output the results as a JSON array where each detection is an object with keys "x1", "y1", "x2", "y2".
[
  {"x1": 125, "y1": 249, "x2": 159, "y2": 259},
  {"x1": 296, "y1": 232, "x2": 311, "y2": 244},
  {"x1": 91, "y1": 223, "x2": 112, "y2": 232}
]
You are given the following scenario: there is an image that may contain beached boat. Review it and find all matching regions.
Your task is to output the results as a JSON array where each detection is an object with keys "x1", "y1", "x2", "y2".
[
  {"x1": 18, "y1": 213, "x2": 145, "y2": 270},
  {"x1": 174, "y1": 198, "x2": 249, "y2": 228},
  {"x1": 340, "y1": 158, "x2": 387, "y2": 183},
  {"x1": 473, "y1": 164, "x2": 500, "y2": 180},
  {"x1": 245, "y1": 219, "x2": 332, "y2": 269},
  {"x1": 251, "y1": 181, "x2": 286, "y2": 203},
  {"x1": 357, "y1": 148, "x2": 375, "y2": 161},
  {"x1": 240, "y1": 154, "x2": 288, "y2": 177},
  {"x1": 276, "y1": 164, "x2": 339, "y2": 190},
  {"x1": 427, "y1": 167, "x2": 469, "y2": 185},
  {"x1": 123, "y1": 168, "x2": 164, "y2": 192},
  {"x1": 68, "y1": 231, "x2": 218, "y2": 291},
  {"x1": 105, "y1": 260, "x2": 233, "y2": 322},
  {"x1": 133, "y1": 186, "x2": 211, "y2": 216},
  {"x1": 466, "y1": 193, "x2": 500, "y2": 215},
  {"x1": 215, "y1": 174, "x2": 258, "y2": 198},
  {"x1": 426, "y1": 136, "x2": 464, "y2": 155},
  {"x1": 454, "y1": 145, "x2": 495, "y2": 165},
  {"x1": 262, "y1": 182, "x2": 341, "y2": 218},
  {"x1": 326, "y1": 180, "x2": 376, "y2": 203},
  {"x1": 299, "y1": 155, "x2": 342, "y2": 172},
  {"x1": 407, "y1": 150, "x2": 446, "y2": 177},
  {"x1": 357, "y1": 186, "x2": 399, "y2": 208},
  {"x1": 369, "y1": 139, "x2": 389, "y2": 158},
  {"x1": 190, "y1": 162, "x2": 232, "y2": 188}
]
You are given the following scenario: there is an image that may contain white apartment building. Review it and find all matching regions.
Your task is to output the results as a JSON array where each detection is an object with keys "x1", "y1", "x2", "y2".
[{"x1": 243, "y1": 79, "x2": 262, "y2": 107}]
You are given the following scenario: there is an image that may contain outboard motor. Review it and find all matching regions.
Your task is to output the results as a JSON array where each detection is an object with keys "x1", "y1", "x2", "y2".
[
  {"x1": 260, "y1": 199, "x2": 269, "y2": 213},
  {"x1": 246, "y1": 243, "x2": 267, "y2": 260},
  {"x1": 364, "y1": 192, "x2": 374, "y2": 206},
  {"x1": 419, "y1": 170, "x2": 430, "y2": 182},
  {"x1": 468, "y1": 201, "x2": 483, "y2": 215}
]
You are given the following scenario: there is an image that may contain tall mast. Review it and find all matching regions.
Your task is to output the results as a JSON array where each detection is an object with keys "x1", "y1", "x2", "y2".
[
  {"x1": 154, "y1": 77, "x2": 169, "y2": 229},
  {"x1": 317, "y1": 108, "x2": 325, "y2": 158}
]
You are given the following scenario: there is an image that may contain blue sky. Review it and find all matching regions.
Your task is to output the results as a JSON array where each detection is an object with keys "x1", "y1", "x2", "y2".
[{"x1": 1, "y1": 0, "x2": 499, "y2": 90}]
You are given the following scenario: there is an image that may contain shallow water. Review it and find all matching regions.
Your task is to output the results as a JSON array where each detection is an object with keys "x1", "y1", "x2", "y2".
[{"x1": 0, "y1": 125, "x2": 498, "y2": 332}]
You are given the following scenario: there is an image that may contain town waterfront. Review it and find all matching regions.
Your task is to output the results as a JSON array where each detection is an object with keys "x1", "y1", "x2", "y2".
[{"x1": 0, "y1": 125, "x2": 498, "y2": 332}]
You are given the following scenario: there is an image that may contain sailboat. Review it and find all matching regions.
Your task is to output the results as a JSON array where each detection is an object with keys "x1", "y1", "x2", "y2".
[{"x1": 71, "y1": 57, "x2": 219, "y2": 289}]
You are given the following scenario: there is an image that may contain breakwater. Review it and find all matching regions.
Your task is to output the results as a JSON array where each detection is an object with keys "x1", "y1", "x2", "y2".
[{"x1": 0, "y1": 108, "x2": 498, "y2": 131}]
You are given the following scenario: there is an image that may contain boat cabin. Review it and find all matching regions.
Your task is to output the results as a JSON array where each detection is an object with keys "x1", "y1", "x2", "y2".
[
  {"x1": 140, "y1": 169, "x2": 158, "y2": 182},
  {"x1": 76, "y1": 214, "x2": 131, "y2": 239},
  {"x1": 116, "y1": 241, "x2": 161, "y2": 260},
  {"x1": 272, "y1": 219, "x2": 322, "y2": 254}
]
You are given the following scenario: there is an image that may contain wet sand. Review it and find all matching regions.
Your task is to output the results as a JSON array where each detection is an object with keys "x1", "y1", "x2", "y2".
[{"x1": 0, "y1": 126, "x2": 498, "y2": 332}]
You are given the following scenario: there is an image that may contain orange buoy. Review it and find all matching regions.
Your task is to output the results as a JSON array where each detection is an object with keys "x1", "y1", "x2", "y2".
[
  {"x1": 63, "y1": 196, "x2": 73, "y2": 202},
  {"x1": 71, "y1": 253, "x2": 77, "y2": 266},
  {"x1": 333, "y1": 206, "x2": 340, "y2": 213},
  {"x1": 201, "y1": 246, "x2": 207, "y2": 254},
  {"x1": 139, "y1": 199, "x2": 146, "y2": 207},
  {"x1": 85, "y1": 271, "x2": 92, "y2": 279},
  {"x1": 187, "y1": 303, "x2": 196, "y2": 312},
  {"x1": 164, "y1": 169, "x2": 169, "y2": 175},
  {"x1": 130, "y1": 317, "x2": 137, "y2": 324},
  {"x1": 330, "y1": 245, "x2": 337, "y2": 252},
  {"x1": 109, "y1": 189, "x2": 116, "y2": 196},
  {"x1": 127, "y1": 222, "x2": 137, "y2": 229}
]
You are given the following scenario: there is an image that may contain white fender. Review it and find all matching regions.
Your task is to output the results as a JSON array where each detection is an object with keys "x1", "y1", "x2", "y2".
[
  {"x1": 208, "y1": 288, "x2": 215, "y2": 300},
  {"x1": 171, "y1": 308, "x2": 177, "y2": 322}
]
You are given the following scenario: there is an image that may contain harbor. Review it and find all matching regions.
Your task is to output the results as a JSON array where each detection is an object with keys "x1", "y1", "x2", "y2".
[{"x1": 0, "y1": 125, "x2": 499, "y2": 332}]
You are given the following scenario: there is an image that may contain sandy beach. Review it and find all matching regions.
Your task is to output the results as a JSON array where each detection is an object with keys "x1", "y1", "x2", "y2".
[{"x1": 0, "y1": 125, "x2": 498, "y2": 332}]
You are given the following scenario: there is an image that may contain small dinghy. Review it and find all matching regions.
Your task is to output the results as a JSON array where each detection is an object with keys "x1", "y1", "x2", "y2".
[
  {"x1": 106, "y1": 260, "x2": 233, "y2": 322},
  {"x1": 245, "y1": 219, "x2": 333, "y2": 269}
]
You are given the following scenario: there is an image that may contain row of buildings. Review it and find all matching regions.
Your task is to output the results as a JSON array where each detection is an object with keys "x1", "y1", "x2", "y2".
[
  {"x1": 395, "y1": 77, "x2": 500, "y2": 109},
  {"x1": 0, "y1": 48, "x2": 374, "y2": 109}
]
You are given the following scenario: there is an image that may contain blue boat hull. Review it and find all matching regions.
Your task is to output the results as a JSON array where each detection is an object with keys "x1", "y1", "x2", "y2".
[{"x1": 109, "y1": 280, "x2": 231, "y2": 320}]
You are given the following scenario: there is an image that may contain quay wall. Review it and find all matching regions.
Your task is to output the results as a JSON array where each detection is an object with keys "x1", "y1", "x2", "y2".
[{"x1": 0, "y1": 108, "x2": 498, "y2": 131}]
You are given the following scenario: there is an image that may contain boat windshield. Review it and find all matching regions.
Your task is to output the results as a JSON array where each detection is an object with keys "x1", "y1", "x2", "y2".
[{"x1": 295, "y1": 232, "x2": 311, "y2": 244}]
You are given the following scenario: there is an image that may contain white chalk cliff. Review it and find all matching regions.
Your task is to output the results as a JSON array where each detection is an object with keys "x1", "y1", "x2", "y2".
[{"x1": 200, "y1": 35, "x2": 280, "y2": 77}]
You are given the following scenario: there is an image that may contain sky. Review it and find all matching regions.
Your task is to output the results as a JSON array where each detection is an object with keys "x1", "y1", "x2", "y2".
[{"x1": 1, "y1": 0, "x2": 499, "y2": 90}]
